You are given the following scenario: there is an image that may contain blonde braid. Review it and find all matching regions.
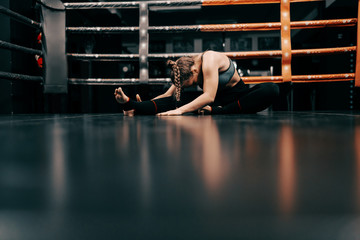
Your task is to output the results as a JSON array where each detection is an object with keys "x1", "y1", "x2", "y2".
[
  {"x1": 174, "y1": 64, "x2": 181, "y2": 102},
  {"x1": 168, "y1": 60, "x2": 182, "y2": 101}
]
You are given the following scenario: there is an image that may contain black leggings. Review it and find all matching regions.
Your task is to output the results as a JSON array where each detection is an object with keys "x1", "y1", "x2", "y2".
[{"x1": 122, "y1": 81, "x2": 279, "y2": 115}]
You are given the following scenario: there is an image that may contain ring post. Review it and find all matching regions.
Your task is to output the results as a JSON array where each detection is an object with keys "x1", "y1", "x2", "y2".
[
  {"x1": 281, "y1": 0, "x2": 292, "y2": 83},
  {"x1": 139, "y1": 2, "x2": 149, "y2": 84},
  {"x1": 39, "y1": 0, "x2": 68, "y2": 93}
]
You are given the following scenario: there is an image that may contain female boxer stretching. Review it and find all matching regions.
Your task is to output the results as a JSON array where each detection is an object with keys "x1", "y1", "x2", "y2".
[{"x1": 115, "y1": 50, "x2": 279, "y2": 115}]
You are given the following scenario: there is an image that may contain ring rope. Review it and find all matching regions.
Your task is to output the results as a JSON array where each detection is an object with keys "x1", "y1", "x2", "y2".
[
  {"x1": 67, "y1": 46, "x2": 356, "y2": 60},
  {"x1": 200, "y1": 19, "x2": 356, "y2": 32},
  {"x1": 66, "y1": 19, "x2": 356, "y2": 34},
  {"x1": 201, "y1": 0, "x2": 324, "y2": 5},
  {"x1": 68, "y1": 74, "x2": 354, "y2": 86},
  {"x1": 242, "y1": 73, "x2": 355, "y2": 84},
  {"x1": 64, "y1": 2, "x2": 139, "y2": 9},
  {"x1": 0, "y1": 6, "x2": 41, "y2": 29},
  {"x1": 0, "y1": 40, "x2": 43, "y2": 56},
  {"x1": 67, "y1": 53, "x2": 139, "y2": 60},
  {"x1": 67, "y1": 26, "x2": 139, "y2": 33},
  {"x1": 227, "y1": 46, "x2": 356, "y2": 59},
  {"x1": 68, "y1": 78, "x2": 169, "y2": 85},
  {"x1": 64, "y1": 0, "x2": 324, "y2": 9},
  {"x1": 0, "y1": 71, "x2": 43, "y2": 82}
]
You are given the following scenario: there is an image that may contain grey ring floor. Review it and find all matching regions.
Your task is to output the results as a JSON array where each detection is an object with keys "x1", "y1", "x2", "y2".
[{"x1": 1, "y1": 111, "x2": 360, "y2": 240}]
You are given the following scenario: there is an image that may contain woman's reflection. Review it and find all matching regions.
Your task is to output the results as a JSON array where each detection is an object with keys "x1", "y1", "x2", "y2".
[
  {"x1": 161, "y1": 116, "x2": 229, "y2": 197},
  {"x1": 278, "y1": 125, "x2": 296, "y2": 217}
]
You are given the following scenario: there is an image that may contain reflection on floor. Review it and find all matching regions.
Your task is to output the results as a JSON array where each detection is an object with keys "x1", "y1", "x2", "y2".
[{"x1": 0, "y1": 112, "x2": 360, "y2": 240}]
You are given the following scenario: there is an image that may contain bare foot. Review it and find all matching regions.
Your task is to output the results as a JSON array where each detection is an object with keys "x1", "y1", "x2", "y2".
[{"x1": 114, "y1": 87, "x2": 129, "y2": 104}]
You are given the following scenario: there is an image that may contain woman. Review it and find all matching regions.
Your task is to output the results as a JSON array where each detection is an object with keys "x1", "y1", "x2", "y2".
[{"x1": 114, "y1": 50, "x2": 279, "y2": 115}]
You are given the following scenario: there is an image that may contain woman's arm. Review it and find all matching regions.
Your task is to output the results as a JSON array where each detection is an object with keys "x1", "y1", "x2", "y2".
[
  {"x1": 152, "y1": 84, "x2": 176, "y2": 100},
  {"x1": 177, "y1": 91, "x2": 215, "y2": 113},
  {"x1": 158, "y1": 53, "x2": 219, "y2": 115}
]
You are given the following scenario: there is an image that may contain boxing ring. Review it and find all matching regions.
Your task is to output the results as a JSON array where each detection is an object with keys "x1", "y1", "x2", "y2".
[
  {"x1": 64, "y1": 0, "x2": 360, "y2": 89},
  {"x1": 0, "y1": 0, "x2": 359, "y2": 102}
]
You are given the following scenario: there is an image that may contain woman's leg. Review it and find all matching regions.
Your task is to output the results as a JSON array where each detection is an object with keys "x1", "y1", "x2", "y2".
[
  {"x1": 211, "y1": 82, "x2": 279, "y2": 114},
  {"x1": 115, "y1": 87, "x2": 176, "y2": 115}
]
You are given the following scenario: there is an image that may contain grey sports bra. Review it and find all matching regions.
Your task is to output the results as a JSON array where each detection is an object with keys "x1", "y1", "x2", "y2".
[
  {"x1": 218, "y1": 58, "x2": 236, "y2": 91},
  {"x1": 200, "y1": 53, "x2": 236, "y2": 91}
]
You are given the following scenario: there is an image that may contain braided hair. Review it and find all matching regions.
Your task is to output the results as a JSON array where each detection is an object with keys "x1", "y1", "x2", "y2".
[
  {"x1": 167, "y1": 60, "x2": 181, "y2": 101},
  {"x1": 167, "y1": 57, "x2": 194, "y2": 102}
]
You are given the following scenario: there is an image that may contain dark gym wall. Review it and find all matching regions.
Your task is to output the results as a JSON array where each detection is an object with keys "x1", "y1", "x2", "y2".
[
  {"x1": 0, "y1": 0, "x2": 43, "y2": 114},
  {"x1": 290, "y1": 0, "x2": 359, "y2": 111},
  {"x1": 0, "y1": 0, "x2": 12, "y2": 114}
]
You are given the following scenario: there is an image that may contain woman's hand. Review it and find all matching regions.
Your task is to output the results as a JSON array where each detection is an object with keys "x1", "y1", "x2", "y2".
[
  {"x1": 157, "y1": 108, "x2": 183, "y2": 116},
  {"x1": 123, "y1": 109, "x2": 135, "y2": 116},
  {"x1": 198, "y1": 105, "x2": 212, "y2": 115}
]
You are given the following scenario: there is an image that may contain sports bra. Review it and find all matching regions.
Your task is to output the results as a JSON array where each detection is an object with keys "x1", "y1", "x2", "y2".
[
  {"x1": 218, "y1": 58, "x2": 236, "y2": 91},
  {"x1": 200, "y1": 53, "x2": 236, "y2": 91}
]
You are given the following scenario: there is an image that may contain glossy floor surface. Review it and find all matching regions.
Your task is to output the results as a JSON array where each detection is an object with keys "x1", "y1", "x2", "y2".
[{"x1": 1, "y1": 112, "x2": 360, "y2": 240}]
